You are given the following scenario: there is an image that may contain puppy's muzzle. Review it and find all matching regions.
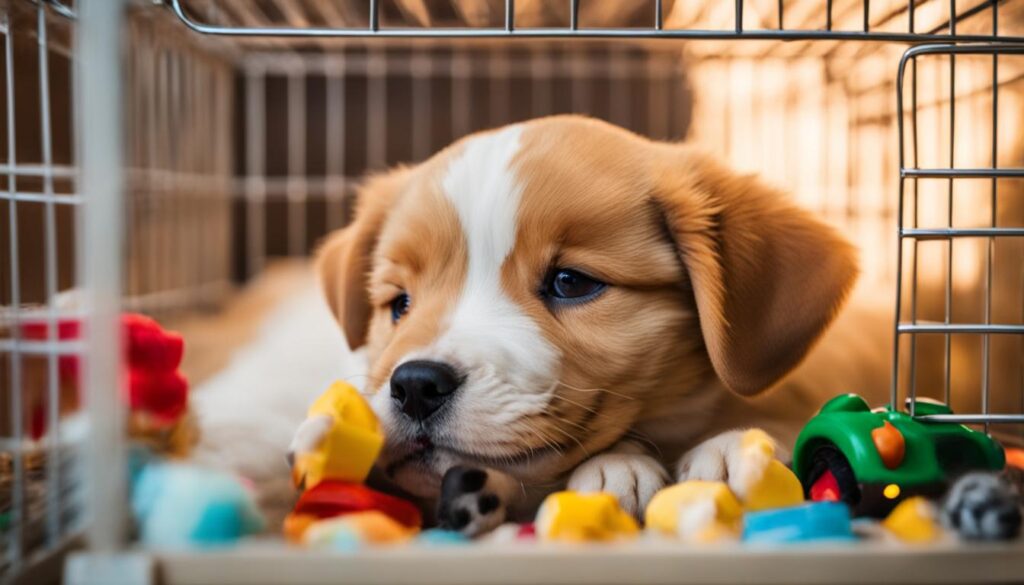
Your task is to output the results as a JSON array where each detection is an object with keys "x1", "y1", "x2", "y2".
[{"x1": 390, "y1": 360, "x2": 462, "y2": 422}]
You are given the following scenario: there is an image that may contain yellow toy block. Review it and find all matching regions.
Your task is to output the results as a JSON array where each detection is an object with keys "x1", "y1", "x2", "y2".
[
  {"x1": 294, "y1": 381, "x2": 384, "y2": 488},
  {"x1": 744, "y1": 460, "x2": 805, "y2": 511},
  {"x1": 535, "y1": 492, "x2": 639, "y2": 542},
  {"x1": 883, "y1": 497, "x2": 940, "y2": 543},
  {"x1": 735, "y1": 429, "x2": 804, "y2": 511},
  {"x1": 645, "y1": 481, "x2": 742, "y2": 543}
]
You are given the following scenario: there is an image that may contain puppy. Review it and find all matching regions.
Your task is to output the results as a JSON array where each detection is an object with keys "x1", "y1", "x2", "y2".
[{"x1": 292, "y1": 115, "x2": 866, "y2": 534}]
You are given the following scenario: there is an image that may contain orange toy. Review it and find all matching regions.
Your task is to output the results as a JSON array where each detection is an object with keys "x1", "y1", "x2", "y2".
[{"x1": 1005, "y1": 448, "x2": 1024, "y2": 470}]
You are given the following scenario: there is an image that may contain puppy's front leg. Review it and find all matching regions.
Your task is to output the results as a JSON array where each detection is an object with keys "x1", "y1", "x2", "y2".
[
  {"x1": 437, "y1": 466, "x2": 519, "y2": 537},
  {"x1": 676, "y1": 429, "x2": 789, "y2": 501},
  {"x1": 567, "y1": 440, "x2": 670, "y2": 519}
]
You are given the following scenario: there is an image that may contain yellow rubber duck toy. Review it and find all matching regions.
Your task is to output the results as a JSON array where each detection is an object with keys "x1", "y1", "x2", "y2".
[{"x1": 290, "y1": 381, "x2": 384, "y2": 489}]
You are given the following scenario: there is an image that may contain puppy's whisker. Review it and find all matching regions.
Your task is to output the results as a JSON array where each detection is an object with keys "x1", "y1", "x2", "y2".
[
  {"x1": 512, "y1": 418, "x2": 562, "y2": 455},
  {"x1": 519, "y1": 420, "x2": 566, "y2": 456},
  {"x1": 544, "y1": 412, "x2": 591, "y2": 435},
  {"x1": 544, "y1": 419, "x2": 590, "y2": 458},
  {"x1": 556, "y1": 380, "x2": 635, "y2": 401},
  {"x1": 552, "y1": 394, "x2": 603, "y2": 417},
  {"x1": 340, "y1": 373, "x2": 371, "y2": 380}
]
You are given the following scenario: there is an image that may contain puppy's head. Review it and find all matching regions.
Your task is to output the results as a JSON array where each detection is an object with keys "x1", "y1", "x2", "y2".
[{"x1": 318, "y1": 116, "x2": 857, "y2": 497}]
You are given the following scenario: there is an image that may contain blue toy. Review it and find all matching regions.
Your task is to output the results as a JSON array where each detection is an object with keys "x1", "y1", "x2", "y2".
[
  {"x1": 131, "y1": 461, "x2": 265, "y2": 548},
  {"x1": 742, "y1": 502, "x2": 854, "y2": 544},
  {"x1": 417, "y1": 528, "x2": 470, "y2": 546}
]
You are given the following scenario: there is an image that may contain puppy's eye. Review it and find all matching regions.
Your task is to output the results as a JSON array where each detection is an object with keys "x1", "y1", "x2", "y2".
[
  {"x1": 390, "y1": 293, "x2": 411, "y2": 323},
  {"x1": 543, "y1": 269, "x2": 606, "y2": 303}
]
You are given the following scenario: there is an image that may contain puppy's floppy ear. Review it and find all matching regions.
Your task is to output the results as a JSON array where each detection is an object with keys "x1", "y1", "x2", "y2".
[
  {"x1": 316, "y1": 168, "x2": 410, "y2": 349},
  {"x1": 653, "y1": 147, "x2": 858, "y2": 396}
]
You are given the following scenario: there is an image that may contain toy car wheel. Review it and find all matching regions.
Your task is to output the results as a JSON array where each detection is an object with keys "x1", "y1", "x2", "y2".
[{"x1": 805, "y1": 444, "x2": 861, "y2": 510}]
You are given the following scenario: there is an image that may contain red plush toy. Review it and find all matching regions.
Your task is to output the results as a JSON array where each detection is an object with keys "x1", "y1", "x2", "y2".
[
  {"x1": 20, "y1": 313, "x2": 189, "y2": 436},
  {"x1": 121, "y1": 314, "x2": 189, "y2": 426},
  {"x1": 292, "y1": 481, "x2": 422, "y2": 529}
]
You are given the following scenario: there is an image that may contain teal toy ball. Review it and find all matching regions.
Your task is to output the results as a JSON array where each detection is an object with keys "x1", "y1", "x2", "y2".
[
  {"x1": 131, "y1": 462, "x2": 265, "y2": 549},
  {"x1": 417, "y1": 529, "x2": 470, "y2": 546}
]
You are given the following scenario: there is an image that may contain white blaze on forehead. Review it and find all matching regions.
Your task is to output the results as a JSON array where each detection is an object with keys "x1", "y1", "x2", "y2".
[
  {"x1": 428, "y1": 124, "x2": 557, "y2": 427},
  {"x1": 442, "y1": 124, "x2": 525, "y2": 275}
]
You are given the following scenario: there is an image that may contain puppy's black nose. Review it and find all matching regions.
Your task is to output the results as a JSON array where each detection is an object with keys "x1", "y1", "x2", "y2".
[{"x1": 390, "y1": 360, "x2": 462, "y2": 422}]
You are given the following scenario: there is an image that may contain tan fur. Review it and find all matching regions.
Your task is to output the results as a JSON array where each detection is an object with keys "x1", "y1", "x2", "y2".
[
  {"x1": 501, "y1": 122, "x2": 707, "y2": 473},
  {"x1": 651, "y1": 144, "x2": 859, "y2": 397},
  {"x1": 317, "y1": 115, "x2": 860, "y2": 494},
  {"x1": 317, "y1": 168, "x2": 413, "y2": 350},
  {"x1": 363, "y1": 164, "x2": 469, "y2": 393}
]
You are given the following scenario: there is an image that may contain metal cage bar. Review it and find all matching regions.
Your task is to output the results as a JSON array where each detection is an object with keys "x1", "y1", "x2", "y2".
[
  {"x1": 287, "y1": 66, "x2": 307, "y2": 257},
  {"x1": 3, "y1": 3, "x2": 25, "y2": 572},
  {"x1": 78, "y1": 0, "x2": 127, "y2": 553},
  {"x1": 168, "y1": 0, "x2": 1024, "y2": 43},
  {"x1": 35, "y1": 1, "x2": 62, "y2": 547},
  {"x1": 983, "y1": 1, "x2": 999, "y2": 432},
  {"x1": 245, "y1": 64, "x2": 267, "y2": 276},
  {"x1": 324, "y1": 60, "x2": 346, "y2": 231}
]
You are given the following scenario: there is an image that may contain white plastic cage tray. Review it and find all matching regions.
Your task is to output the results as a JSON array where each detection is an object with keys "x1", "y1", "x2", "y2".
[{"x1": 65, "y1": 539, "x2": 1024, "y2": 585}]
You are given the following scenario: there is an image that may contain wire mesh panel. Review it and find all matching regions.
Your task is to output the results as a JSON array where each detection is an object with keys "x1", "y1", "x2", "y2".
[
  {"x1": 123, "y1": 9, "x2": 235, "y2": 315},
  {"x1": 235, "y1": 43, "x2": 690, "y2": 277},
  {"x1": 893, "y1": 42, "x2": 1024, "y2": 443},
  {"x1": 0, "y1": 1, "x2": 83, "y2": 581}
]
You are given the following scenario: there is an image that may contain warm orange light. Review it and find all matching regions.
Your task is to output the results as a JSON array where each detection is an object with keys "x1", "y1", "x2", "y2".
[{"x1": 872, "y1": 421, "x2": 906, "y2": 470}]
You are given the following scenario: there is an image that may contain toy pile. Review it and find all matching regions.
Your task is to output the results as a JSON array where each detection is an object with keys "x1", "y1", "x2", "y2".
[
  {"x1": 106, "y1": 356, "x2": 1024, "y2": 551},
  {"x1": 2, "y1": 313, "x2": 268, "y2": 549},
  {"x1": 280, "y1": 387, "x2": 1023, "y2": 550},
  {"x1": 1, "y1": 313, "x2": 225, "y2": 556},
  {"x1": 283, "y1": 381, "x2": 426, "y2": 548}
]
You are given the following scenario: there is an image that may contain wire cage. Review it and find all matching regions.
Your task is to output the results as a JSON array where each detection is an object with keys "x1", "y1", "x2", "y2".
[
  {"x1": 893, "y1": 42, "x2": 1024, "y2": 438},
  {"x1": 0, "y1": 0, "x2": 1022, "y2": 584}
]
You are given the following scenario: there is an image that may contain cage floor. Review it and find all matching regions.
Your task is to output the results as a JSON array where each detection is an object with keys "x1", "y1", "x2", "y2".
[{"x1": 82, "y1": 538, "x2": 1024, "y2": 585}]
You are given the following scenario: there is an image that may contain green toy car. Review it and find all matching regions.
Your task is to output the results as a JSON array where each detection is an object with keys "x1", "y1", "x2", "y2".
[{"x1": 792, "y1": 394, "x2": 1005, "y2": 518}]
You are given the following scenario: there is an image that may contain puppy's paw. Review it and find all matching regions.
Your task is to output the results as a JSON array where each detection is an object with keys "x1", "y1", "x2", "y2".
[
  {"x1": 676, "y1": 429, "x2": 783, "y2": 501},
  {"x1": 438, "y1": 466, "x2": 511, "y2": 537},
  {"x1": 567, "y1": 452, "x2": 669, "y2": 519},
  {"x1": 941, "y1": 473, "x2": 1022, "y2": 541}
]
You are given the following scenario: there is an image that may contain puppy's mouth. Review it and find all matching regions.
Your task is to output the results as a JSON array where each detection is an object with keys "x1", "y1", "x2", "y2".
[
  {"x1": 383, "y1": 434, "x2": 562, "y2": 478},
  {"x1": 383, "y1": 436, "x2": 435, "y2": 475}
]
